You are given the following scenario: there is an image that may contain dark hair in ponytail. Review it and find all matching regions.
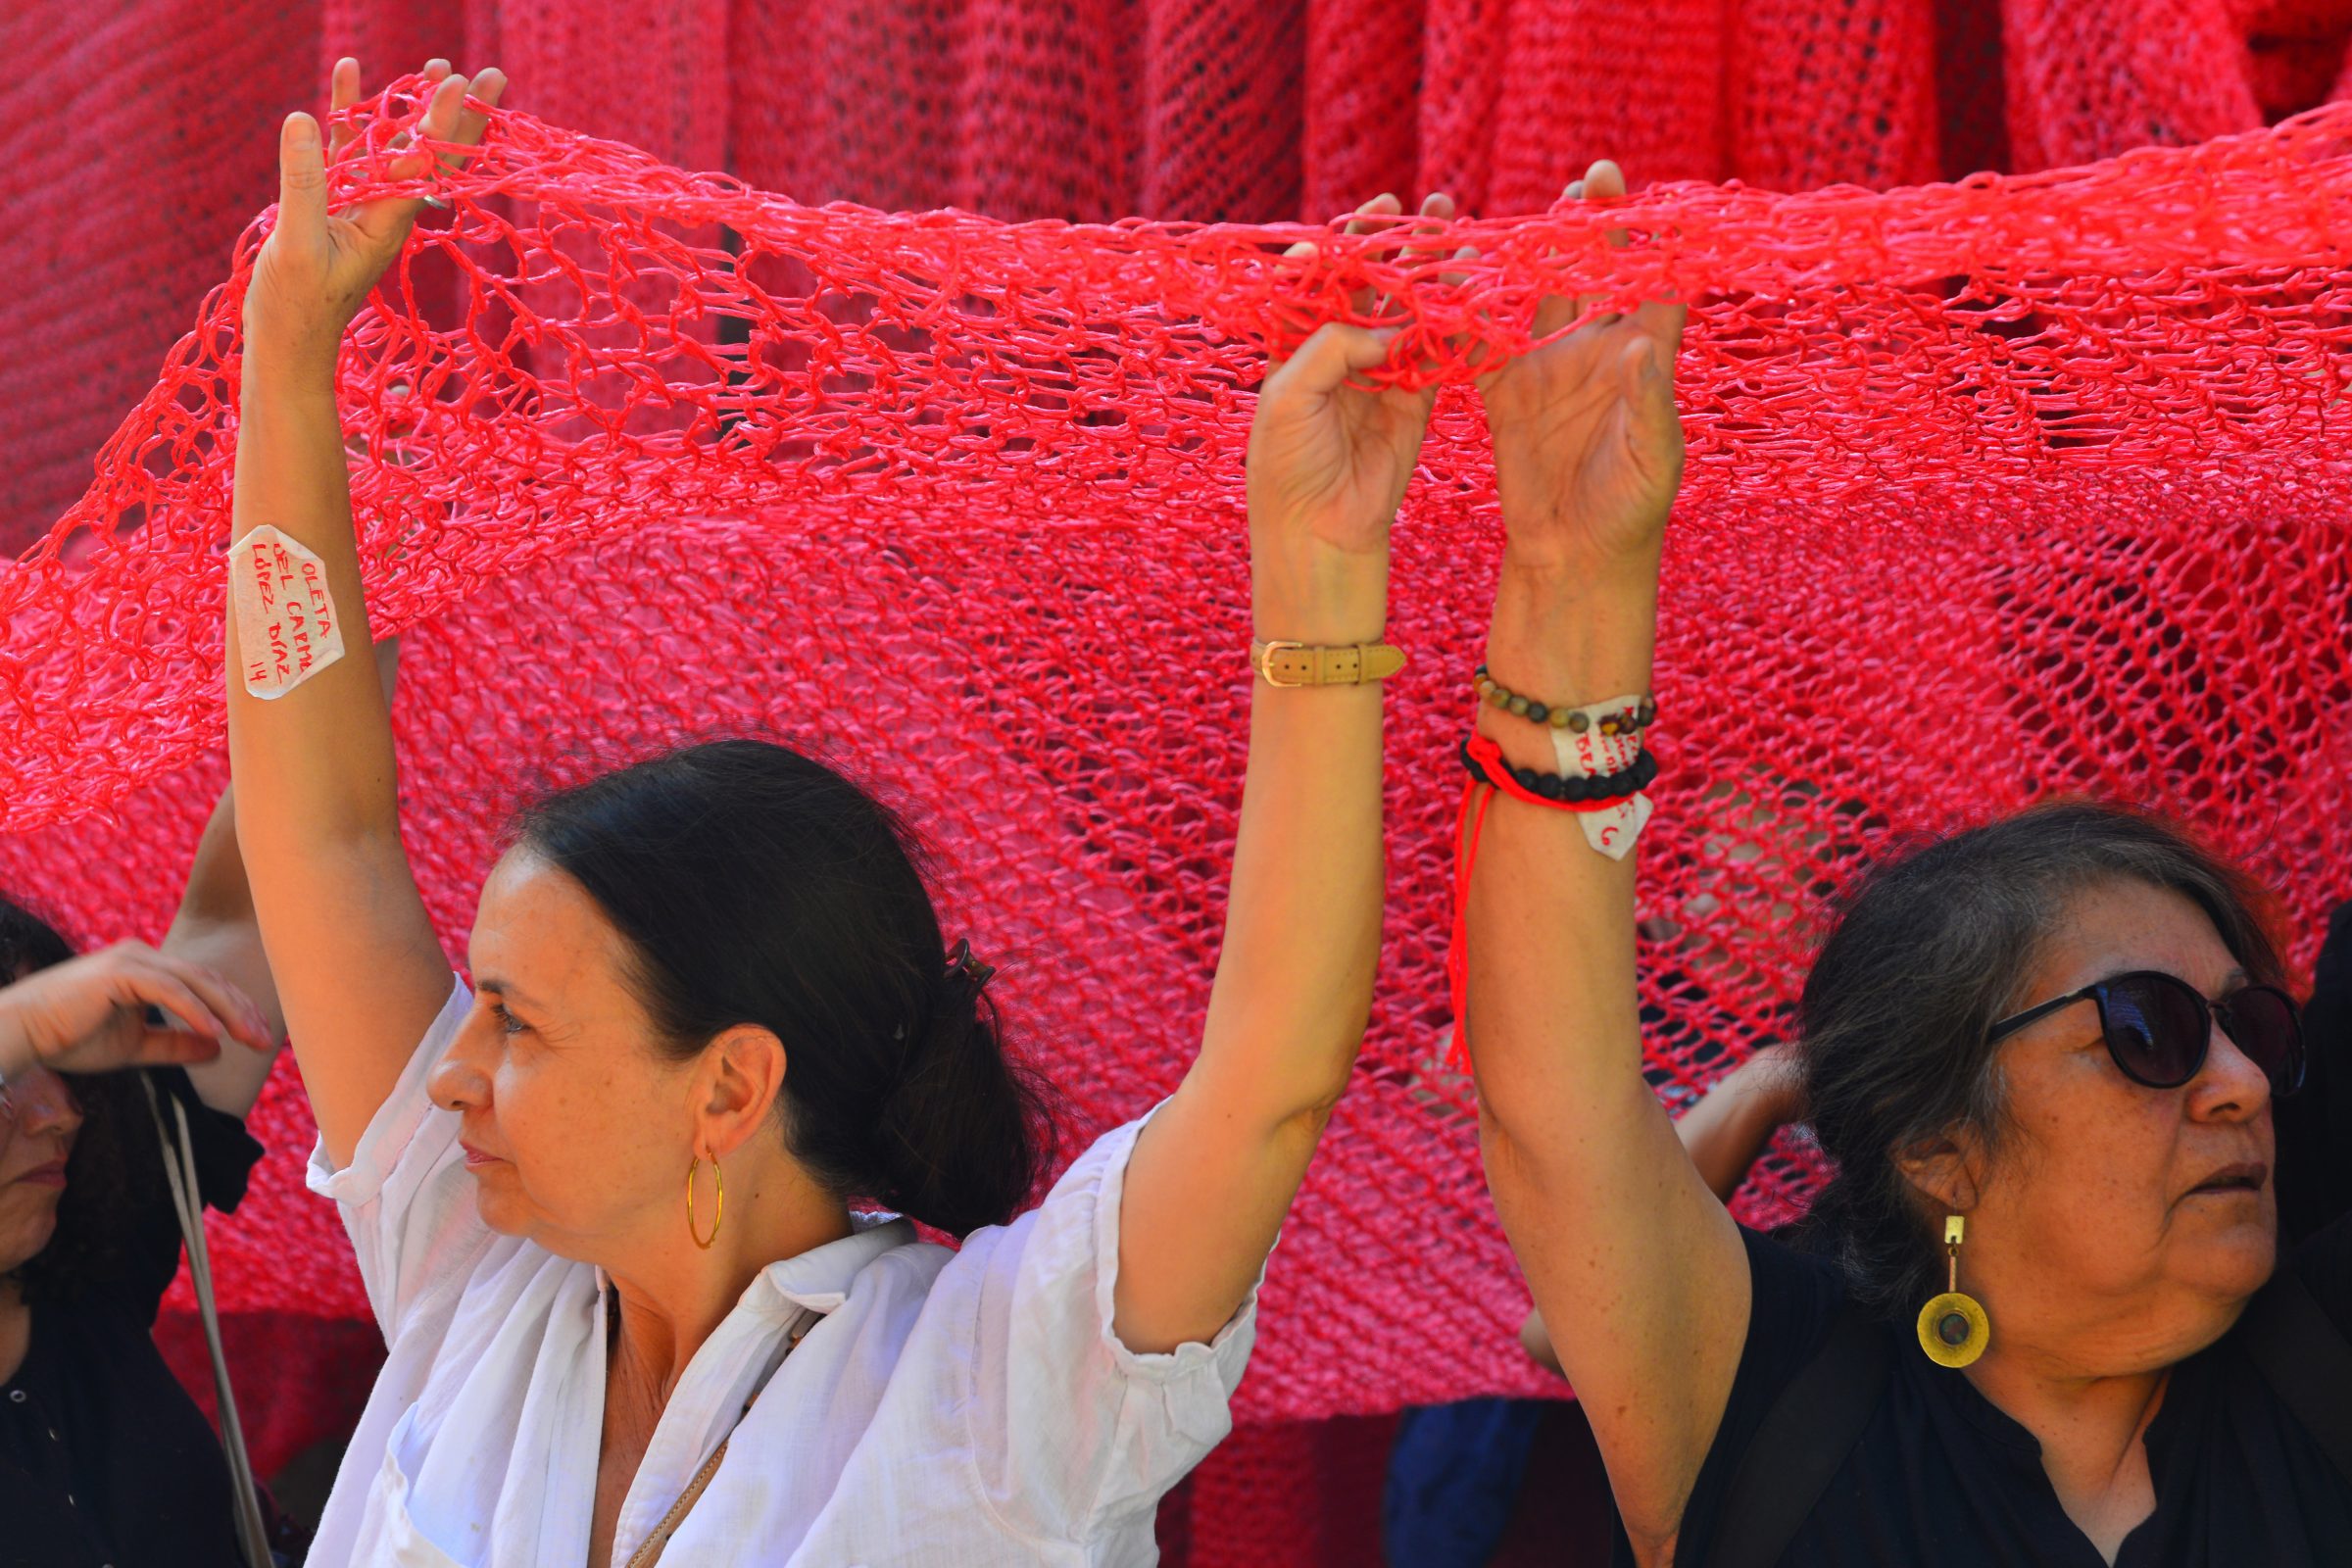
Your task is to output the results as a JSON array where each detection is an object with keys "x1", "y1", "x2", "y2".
[
  {"x1": 1792, "y1": 802, "x2": 2282, "y2": 1316},
  {"x1": 514, "y1": 739, "x2": 1057, "y2": 1238}
]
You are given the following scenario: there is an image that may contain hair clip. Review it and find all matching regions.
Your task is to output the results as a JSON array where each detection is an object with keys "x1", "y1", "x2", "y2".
[{"x1": 944, "y1": 937, "x2": 996, "y2": 988}]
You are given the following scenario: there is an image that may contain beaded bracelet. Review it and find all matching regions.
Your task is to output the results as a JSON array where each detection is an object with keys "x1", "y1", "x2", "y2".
[
  {"x1": 1458, "y1": 735, "x2": 1660, "y2": 807},
  {"x1": 1474, "y1": 665, "x2": 1657, "y2": 736},
  {"x1": 1446, "y1": 732, "x2": 1660, "y2": 1072}
]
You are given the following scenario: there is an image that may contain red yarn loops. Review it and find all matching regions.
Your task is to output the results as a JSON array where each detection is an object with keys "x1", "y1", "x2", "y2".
[{"x1": 2, "y1": 81, "x2": 2350, "y2": 1435}]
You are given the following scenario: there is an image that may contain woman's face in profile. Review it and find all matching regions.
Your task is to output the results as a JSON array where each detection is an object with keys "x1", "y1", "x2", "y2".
[
  {"x1": 1958, "y1": 880, "x2": 2278, "y2": 1354},
  {"x1": 427, "y1": 851, "x2": 704, "y2": 1263},
  {"x1": 0, "y1": 1053, "x2": 80, "y2": 1276}
]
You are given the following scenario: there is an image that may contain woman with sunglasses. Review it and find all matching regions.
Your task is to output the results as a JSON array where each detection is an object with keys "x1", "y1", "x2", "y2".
[{"x1": 1463, "y1": 160, "x2": 2347, "y2": 1568}]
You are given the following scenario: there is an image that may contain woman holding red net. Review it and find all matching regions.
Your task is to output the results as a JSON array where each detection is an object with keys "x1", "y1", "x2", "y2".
[
  {"x1": 226, "y1": 60, "x2": 1452, "y2": 1567},
  {"x1": 1463, "y1": 164, "x2": 2352, "y2": 1566}
]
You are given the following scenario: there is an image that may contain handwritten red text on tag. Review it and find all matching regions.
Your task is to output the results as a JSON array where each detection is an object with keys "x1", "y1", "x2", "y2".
[{"x1": 227, "y1": 526, "x2": 346, "y2": 700}]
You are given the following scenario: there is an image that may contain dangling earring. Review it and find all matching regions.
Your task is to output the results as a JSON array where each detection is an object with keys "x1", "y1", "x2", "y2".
[
  {"x1": 1916, "y1": 1214, "x2": 1989, "y2": 1368},
  {"x1": 686, "y1": 1152, "x2": 724, "y2": 1250}
]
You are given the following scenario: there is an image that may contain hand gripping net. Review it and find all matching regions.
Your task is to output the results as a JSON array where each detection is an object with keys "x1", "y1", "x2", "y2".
[{"x1": 1, "y1": 83, "x2": 2348, "y2": 1443}]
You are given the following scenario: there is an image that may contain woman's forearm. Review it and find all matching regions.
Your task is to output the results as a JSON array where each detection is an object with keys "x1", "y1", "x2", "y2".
[
  {"x1": 1111, "y1": 309, "x2": 1418, "y2": 1353},
  {"x1": 169, "y1": 783, "x2": 288, "y2": 1115},
  {"x1": 1200, "y1": 551, "x2": 1390, "y2": 1119},
  {"x1": 225, "y1": 353, "x2": 449, "y2": 1166},
  {"x1": 1469, "y1": 552, "x2": 1660, "y2": 1151},
  {"x1": 1679, "y1": 1050, "x2": 1801, "y2": 1203},
  {"x1": 1111, "y1": 565, "x2": 1389, "y2": 1354},
  {"x1": 225, "y1": 357, "x2": 402, "y2": 849},
  {"x1": 1198, "y1": 681, "x2": 1385, "y2": 1115},
  {"x1": 175, "y1": 786, "x2": 255, "y2": 930},
  {"x1": 1465, "y1": 557, "x2": 1747, "y2": 1543}
]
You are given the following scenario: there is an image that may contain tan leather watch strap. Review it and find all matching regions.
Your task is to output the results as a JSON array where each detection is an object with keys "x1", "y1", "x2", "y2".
[{"x1": 1250, "y1": 639, "x2": 1407, "y2": 687}]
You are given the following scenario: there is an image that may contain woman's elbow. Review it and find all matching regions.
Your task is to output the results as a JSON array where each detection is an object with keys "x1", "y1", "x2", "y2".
[{"x1": 1519, "y1": 1307, "x2": 1565, "y2": 1377}]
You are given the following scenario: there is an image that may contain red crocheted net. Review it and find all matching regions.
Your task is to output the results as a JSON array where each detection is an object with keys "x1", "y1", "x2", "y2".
[{"x1": 3, "y1": 73, "x2": 2351, "y2": 1541}]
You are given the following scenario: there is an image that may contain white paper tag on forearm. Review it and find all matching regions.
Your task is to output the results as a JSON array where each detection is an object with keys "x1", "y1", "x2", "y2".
[
  {"x1": 1548, "y1": 694, "x2": 1653, "y2": 861},
  {"x1": 228, "y1": 526, "x2": 346, "y2": 699}
]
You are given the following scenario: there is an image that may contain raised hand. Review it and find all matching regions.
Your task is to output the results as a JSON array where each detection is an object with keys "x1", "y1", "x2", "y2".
[
  {"x1": 244, "y1": 58, "x2": 506, "y2": 378},
  {"x1": 1246, "y1": 193, "x2": 1453, "y2": 641},
  {"x1": 0, "y1": 942, "x2": 273, "y2": 1080},
  {"x1": 1119, "y1": 197, "x2": 1447, "y2": 1357},
  {"x1": 1477, "y1": 161, "x2": 1687, "y2": 573}
]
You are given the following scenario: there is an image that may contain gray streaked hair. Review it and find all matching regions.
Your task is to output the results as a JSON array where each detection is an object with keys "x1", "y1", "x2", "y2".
[{"x1": 1791, "y1": 802, "x2": 2283, "y2": 1314}]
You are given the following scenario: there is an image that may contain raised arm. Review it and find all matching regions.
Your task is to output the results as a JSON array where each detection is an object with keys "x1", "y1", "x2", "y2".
[
  {"x1": 173, "y1": 643, "x2": 402, "y2": 1118},
  {"x1": 166, "y1": 786, "x2": 282, "y2": 1118},
  {"x1": 1676, "y1": 1043, "x2": 1805, "y2": 1204},
  {"x1": 1519, "y1": 1043, "x2": 1805, "y2": 1377},
  {"x1": 1464, "y1": 163, "x2": 1748, "y2": 1555},
  {"x1": 227, "y1": 61, "x2": 502, "y2": 1165},
  {"x1": 1112, "y1": 197, "x2": 1447, "y2": 1353}
]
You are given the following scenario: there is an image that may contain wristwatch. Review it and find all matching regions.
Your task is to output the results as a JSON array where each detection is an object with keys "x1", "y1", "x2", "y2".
[{"x1": 1249, "y1": 640, "x2": 1407, "y2": 688}]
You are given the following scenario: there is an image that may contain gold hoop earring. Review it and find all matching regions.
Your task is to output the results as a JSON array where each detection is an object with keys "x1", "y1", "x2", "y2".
[
  {"x1": 686, "y1": 1153, "x2": 723, "y2": 1250},
  {"x1": 1916, "y1": 1214, "x2": 1989, "y2": 1368}
]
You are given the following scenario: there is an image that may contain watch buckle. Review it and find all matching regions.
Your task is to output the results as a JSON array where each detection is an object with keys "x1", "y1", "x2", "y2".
[{"x1": 1256, "y1": 640, "x2": 1310, "y2": 688}]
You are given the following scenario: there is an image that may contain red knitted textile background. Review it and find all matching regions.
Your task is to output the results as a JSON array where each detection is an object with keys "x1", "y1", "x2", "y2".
[
  {"x1": 4, "y1": 7, "x2": 2351, "y2": 1564},
  {"x1": 17, "y1": 0, "x2": 2352, "y2": 554}
]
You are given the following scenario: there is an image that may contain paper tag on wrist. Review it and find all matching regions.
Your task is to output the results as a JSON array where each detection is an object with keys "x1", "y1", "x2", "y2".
[
  {"x1": 1547, "y1": 693, "x2": 1653, "y2": 861},
  {"x1": 228, "y1": 526, "x2": 347, "y2": 700},
  {"x1": 1581, "y1": 792, "x2": 1653, "y2": 860}
]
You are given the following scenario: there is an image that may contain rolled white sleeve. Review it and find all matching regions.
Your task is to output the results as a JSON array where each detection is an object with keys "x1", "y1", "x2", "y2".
[
  {"x1": 305, "y1": 975, "x2": 492, "y2": 1342},
  {"x1": 952, "y1": 1113, "x2": 1262, "y2": 1546}
]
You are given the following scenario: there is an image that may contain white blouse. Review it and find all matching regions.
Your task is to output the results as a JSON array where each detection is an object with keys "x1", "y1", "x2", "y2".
[{"x1": 304, "y1": 979, "x2": 1257, "y2": 1566}]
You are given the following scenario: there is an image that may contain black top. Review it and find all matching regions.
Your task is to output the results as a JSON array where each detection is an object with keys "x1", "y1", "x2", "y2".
[
  {"x1": 0, "y1": 1068, "x2": 265, "y2": 1568},
  {"x1": 2277, "y1": 900, "x2": 2352, "y2": 1247},
  {"x1": 1633, "y1": 1217, "x2": 2352, "y2": 1568}
]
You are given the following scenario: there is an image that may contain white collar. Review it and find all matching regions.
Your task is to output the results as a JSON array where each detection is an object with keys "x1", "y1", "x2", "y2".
[
  {"x1": 755, "y1": 1212, "x2": 916, "y2": 1316},
  {"x1": 590, "y1": 1212, "x2": 919, "y2": 1322}
]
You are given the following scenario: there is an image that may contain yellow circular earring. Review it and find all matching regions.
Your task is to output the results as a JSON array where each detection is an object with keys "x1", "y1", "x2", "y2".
[
  {"x1": 686, "y1": 1153, "x2": 723, "y2": 1250},
  {"x1": 1916, "y1": 1214, "x2": 1989, "y2": 1368}
]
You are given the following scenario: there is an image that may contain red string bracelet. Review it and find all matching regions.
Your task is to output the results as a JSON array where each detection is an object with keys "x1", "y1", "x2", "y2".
[{"x1": 1446, "y1": 732, "x2": 1653, "y2": 1074}]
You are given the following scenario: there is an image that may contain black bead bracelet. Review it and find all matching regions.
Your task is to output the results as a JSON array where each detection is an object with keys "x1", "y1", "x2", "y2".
[{"x1": 1459, "y1": 738, "x2": 1660, "y2": 803}]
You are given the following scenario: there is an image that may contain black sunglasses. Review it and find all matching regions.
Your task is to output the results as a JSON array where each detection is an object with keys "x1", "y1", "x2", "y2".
[{"x1": 1986, "y1": 969, "x2": 2305, "y2": 1097}]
